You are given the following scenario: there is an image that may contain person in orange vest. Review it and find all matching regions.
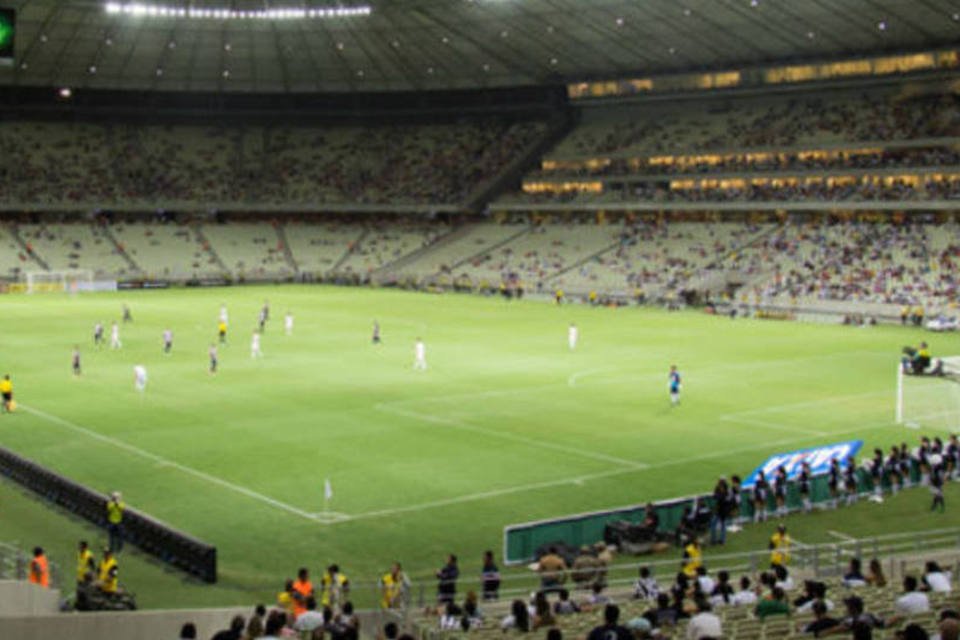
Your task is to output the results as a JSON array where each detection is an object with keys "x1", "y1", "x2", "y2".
[
  {"x1": 29, "y1": 547, "x2": 50, "y2": 588},
  {"x1": 291, "y1": 567, "x2": 314, "y2": 619}
]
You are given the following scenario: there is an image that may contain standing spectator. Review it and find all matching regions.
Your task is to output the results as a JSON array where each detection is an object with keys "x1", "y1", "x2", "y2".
[
  {"x1": 537, "y1": 547, "x2": 568, "y2": 593},
  {"x1": 710, "y1": 477, "x2": 732, "y2": 545},
  {"x1": 587, "y1": 604, "x2": 632, "y2": 640},
  {"x1": 770, "y1": 524, "x2": 791, "y2": 568},
  {"x1": 481, "y1": 550, "x2": 500, "y2": 601},
  {"x1": 436, "y1": 554, "x2": 459, "y2": 605},
  {"x1": 686, "y1": 598, "x2": 722, "y2": 640},
  {"x1": 320, "y1": 564, "x2": 349, "y2": 608},
  {"x1": 931, "y1": 458, "x2": 946, "y2": 513},
  {"x1": 380, "y1": 562, "x2": 408, "y2": 610},
  {"x1": 894, "y1": 577, "x2": 930, "y2": 615},
  {"x1": 29, "y1": 547, "x2": 49, "y2": 588},
  {"x1": 76, "y1": 540, "x2": 95, "y2": 585},
  {"x1": 292, "y1": 568, "x2": 314, "y2": 619},
  {"x1": 0, "y1": 374, "x2": 13, "y2": 413},
  {"x1": 106, "y1": 491, "x2": 125, "y2": 552}
]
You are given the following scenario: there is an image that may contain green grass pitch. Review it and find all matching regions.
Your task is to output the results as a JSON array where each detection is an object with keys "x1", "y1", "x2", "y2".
[{"x1": 0, "y1": 285, "x2": 957, "y2": 608}]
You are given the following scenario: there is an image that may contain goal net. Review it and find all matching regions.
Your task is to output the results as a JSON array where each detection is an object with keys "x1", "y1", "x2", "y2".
[
  {"x1": 24, "y1": 270, "x2": 94, "y2": 294},
  {"x1": 897, "y1": 357, "x2": 960, "y2": 431}
]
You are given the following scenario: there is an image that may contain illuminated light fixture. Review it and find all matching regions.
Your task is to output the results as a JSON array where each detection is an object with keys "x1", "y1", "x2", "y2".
[{"x1": 103, "y1": 2, "x2": 372, "y2": 20}]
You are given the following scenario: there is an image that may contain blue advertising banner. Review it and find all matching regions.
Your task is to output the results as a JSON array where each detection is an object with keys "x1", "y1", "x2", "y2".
[{"x1": 743, "y1": 440, "x2": 864, "y2": 488}]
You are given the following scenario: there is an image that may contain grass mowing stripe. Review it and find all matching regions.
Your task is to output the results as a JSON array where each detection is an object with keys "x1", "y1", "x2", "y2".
[{"x1": 19, "y1": 403, "x2": 327, "y2": 524}]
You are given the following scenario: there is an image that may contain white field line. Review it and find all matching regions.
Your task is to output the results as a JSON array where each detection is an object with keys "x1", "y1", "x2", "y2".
[
  {"x1": 376, "y1": 404, "x2": 648, "y2": 470},
  {"x1": 718, "y1": 415, "x2": 829, "y2": 437},
  {"x1": 18, "y1": 404, "x2": 327, "y2": 524},
  {"x1": 828, "y1": 530, "x2": 856, "y2": 542}
]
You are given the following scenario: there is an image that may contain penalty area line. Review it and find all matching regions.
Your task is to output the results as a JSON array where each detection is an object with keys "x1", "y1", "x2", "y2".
[{"x1": 18, "y1": 404, "x2": 337, "y2": 525}]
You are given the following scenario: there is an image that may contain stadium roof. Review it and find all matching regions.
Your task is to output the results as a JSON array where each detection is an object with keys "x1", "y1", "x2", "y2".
[{"x1": 2, "y1": 0, "x2": 959, "y2": 94}]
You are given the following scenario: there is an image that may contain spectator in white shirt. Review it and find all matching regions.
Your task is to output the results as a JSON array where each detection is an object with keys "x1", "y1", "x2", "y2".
[
  {"x1": 293, "y1": 597, "x2": 325, "y2": 633},
  {"x1": 633, "y1": 566, "x2": 660, "y2": 601},
  {"x1": 895, "y1": 576, "x2": 931, "y2": 616},
  {"x1": 923, "y1": 562, "x2": 952, "y2": 593},
  {"x1": 696, "y1": 566, "x2": 716, "y2": 595},
  {"x1": 732, "y1": 576, "x2": 758, "y2": 607},
  {"x1": 686, "y1": 598, "x2": 722, "y2": 640}
]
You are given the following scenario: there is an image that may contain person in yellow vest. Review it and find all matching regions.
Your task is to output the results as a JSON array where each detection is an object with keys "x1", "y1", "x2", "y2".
[
  {"x1": 555, "y1": 289, "x2": 564, "y2": 305},
  {"x1": 76, "y1": 540, "x2": 96, "y2": 585},
  {"x1": 0, "y1": 374, "x2": 13, "y2": 413},
  {"x1": 97, "y1": 548, "x2": 119, "y2": 594},
  {"x1": 380, "y1": 562, "x2": 408, "y2": 609},
  {"x1": 682, "y1": 536, "x2": 702, "y2": 578},
  {"x1": 588, "y1": 290, "x2": 598, "y2": 305},
  {"x1": 276, "y1": 579, "x2": 296, "y2": 618},
  {"x1": 218, "y1": 320, "x2": 228, "y2": 344},
  {"x1": 769, "y1": 524, "x2": 791, "y2": 567},
  {"x1": 29, "y1": 547, "x2": 50, "y2": 588},
  {"x1": 901, "y1": 305, "x2": 910, "y2": 326},
  {"x1": 106, "y1": 491, "x2": 125, "y2": 552},
  {"x1": 320, "y1": 564, "x2": 349, "y2": 608}
]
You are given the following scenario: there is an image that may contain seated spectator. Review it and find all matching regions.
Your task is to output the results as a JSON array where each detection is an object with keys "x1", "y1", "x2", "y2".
[
  {"x1": 895, "y1": 576, "x2": 930, "y2": 616},
  {"x1": 826, "y1": 596, "x2": 887, "y2": 636},
  {"x1": 695, "y1": 566, "x2": 715, "y2": 595},
  {"x1": 633, "y1": 566, "x2": 660, "y2": 601},
  {"x1": 211, "y1": 614, "x2": 246, "y2": 640},
  {"x1": 867, "y1": 559, "x2": 887, "y2": 587},
  {"x1": 800, "y1": 600, "x2": 840, "y2": 637},
  {"x1": 245, "y1": 605, "x2": 266, "y2": 639},
  {"x1": 796, "y1": 581, "x2": 833, "y2": 613},
  {"x1": 532, "y1": 591, "x2": 556, "y2": 629},
  {"x1": 554, "y1": 589, "x2": 580, "y2": 615},
  {"x1": 938, "y1": 613, "x2": 959, "y2": 640},
  {"x1": 732, "y1": 576, "x2": 757, "y2": 607},
  {"x1": 709, "y1": 571, "x2": 734, "y2": 608},
  {"x1": 462, "y1": 595, "x2": 483, "y2": 628},
  {"x1": 585, "y1": 582, "x2": 611, "y2": 609},
  {"x1": 653, "y1": 593, "x2": 678, "y2": 628},
  {"x1": 179, "y1": 623, "x2": 197, "y2": 639},
  {"x1": 922, "y1": 561, "x2": 952, "y2": 593},
  {"x1": 587, "y1": 604, "x2": 632, "y2": 640},
  {"x1": 263, "y1": 610, "x2": 288, "y2": 638},
  {"x1": 897, "y1": 624, "x2": 930, "y2": 640},
  {"x1": 774, "y1": 563, "x2": 795, "y2": 591},
  {"x1": 755, "y1": 586, "x2": 790, "y2": 620},
  {"x1": 439, "y1": 602, "x2": 462, "y2": 630},
  {"x1": 501, "y1": 599, "x2": 531, "y2": 632},
  {"x1": 686, "y1": 598, "x2": 722, "y2": 640},
  {"x1": 844, "y1": 558, "x2": 868, "y2": 587},
  {"x1": 293, "y1": 597, "x2": 325, "y2": 635}
]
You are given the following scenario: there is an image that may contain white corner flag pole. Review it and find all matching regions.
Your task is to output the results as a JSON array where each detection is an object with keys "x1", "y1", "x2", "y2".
[
  {"x1": 895, "y1": 363, "x2": 904, "y2": 425},
  {"x1": 324, "y1": 478, "x2": 333, "y2": 515}
]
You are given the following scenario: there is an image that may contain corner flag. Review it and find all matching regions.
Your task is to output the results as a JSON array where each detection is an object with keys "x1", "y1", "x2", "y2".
[{"x1": 324, "y1": 478, "x2": 333, "y2": 502}]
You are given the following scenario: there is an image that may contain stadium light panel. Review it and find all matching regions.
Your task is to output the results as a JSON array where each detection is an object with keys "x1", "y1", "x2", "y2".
[{"x1": 103, "y1": 3, "x2": 372, "y2": 21}]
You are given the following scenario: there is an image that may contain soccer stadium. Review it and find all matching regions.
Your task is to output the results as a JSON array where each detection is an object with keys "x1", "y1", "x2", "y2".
[{"x1": 2, "y1": 0, "x2": 960, "y2": 638}]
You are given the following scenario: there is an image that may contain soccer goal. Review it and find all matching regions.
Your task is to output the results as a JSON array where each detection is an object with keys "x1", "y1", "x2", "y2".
[
  {"x1": 896, "y1": 357, "x2": 960, "y2": 430},
  {"x1": 24, "y1": 269, "x2": 93, "y2": 294}
]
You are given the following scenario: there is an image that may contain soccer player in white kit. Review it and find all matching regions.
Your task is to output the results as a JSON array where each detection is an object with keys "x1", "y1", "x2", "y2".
[
  {"x1": 414, "y1": 337, "x2": 427, "y2": 371},
  {"x1": 110, "y1": 321, "x2": 122, "y2": 350},
  {"x1": 133, "y1": 365, "x2": 147, "y2": 392},
  {"x1": 284, "y1": 312, "x2": 294, "y2": 336},
  {"x1": 568, "y1": 323, "x2": 579, "y2": 350},
  {"x1": 162, "y1": 329, "x2": 173, "y2": 354},
  {"x1": 219, "y1": 304, "x2": 228, "y2": 324},
  {"x1": 251, "y1": 330, "x2": 262, "y2": 358}
]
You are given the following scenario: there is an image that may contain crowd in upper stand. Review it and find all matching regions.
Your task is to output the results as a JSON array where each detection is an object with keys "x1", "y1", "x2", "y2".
[{"x1": 0, "y1": 119, "x2": 547, "y2": 207}]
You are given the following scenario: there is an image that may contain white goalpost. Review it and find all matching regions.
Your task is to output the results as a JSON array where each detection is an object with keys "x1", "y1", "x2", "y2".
[
  {"x1": 24, "y1": 269, "x2": 94, "y2": 294},
  {"x1": 896, "y1": 357, "x2": 960, "y2": 431}
]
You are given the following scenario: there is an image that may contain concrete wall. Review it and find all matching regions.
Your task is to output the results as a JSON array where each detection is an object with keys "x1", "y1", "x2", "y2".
[
  {"x1": 1, "y1": 606, "x2": 249, "y2": 640},
  {"x1": 0, "y1": 581, "x2": 60, "y2": 616}
]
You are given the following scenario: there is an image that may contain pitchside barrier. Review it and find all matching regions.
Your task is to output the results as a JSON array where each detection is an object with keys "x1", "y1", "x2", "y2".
[
  {"x1": 0, "y1": 447, "x2": 217, "y2": 583},
  {"x1": 504, "y1": 462, "x2": 924, "y2": 564}
]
